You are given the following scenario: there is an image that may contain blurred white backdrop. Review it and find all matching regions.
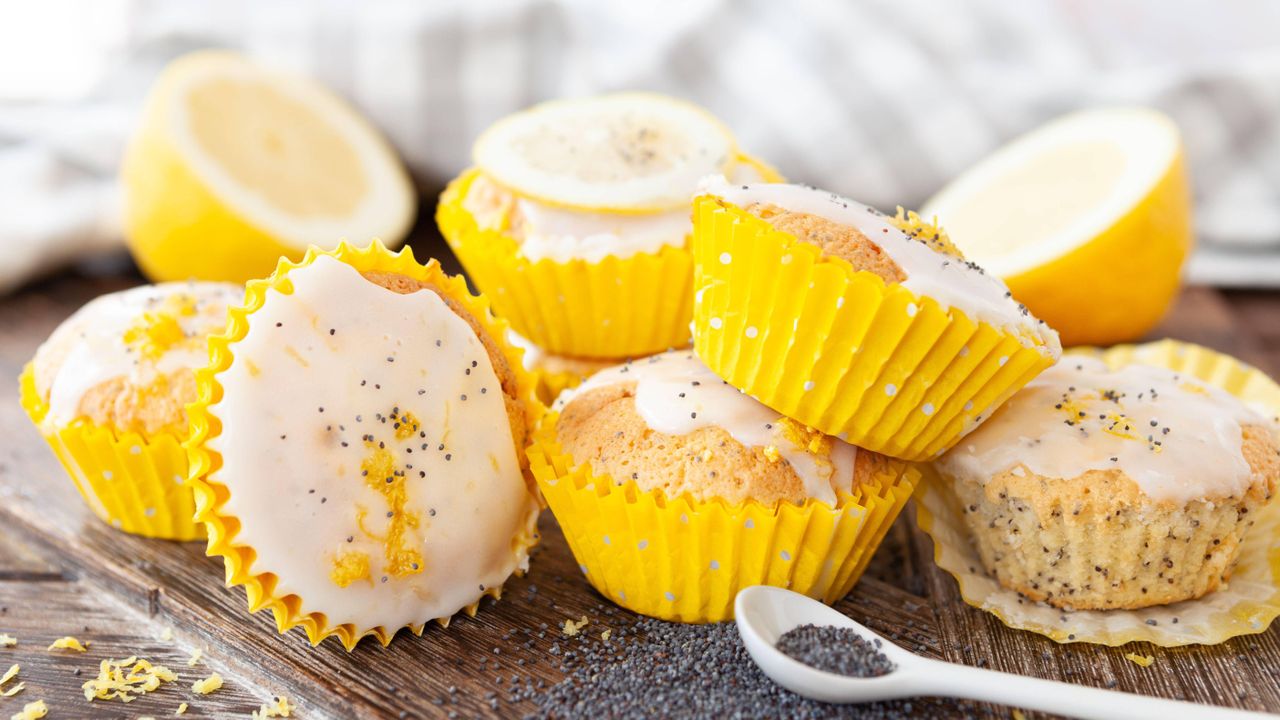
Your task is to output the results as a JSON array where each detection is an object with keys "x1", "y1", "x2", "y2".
[{"x1": 3, "y1": 0, "x2": 1280, "y2": 290}]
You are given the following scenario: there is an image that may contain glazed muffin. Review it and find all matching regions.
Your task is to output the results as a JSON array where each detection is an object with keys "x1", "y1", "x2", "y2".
[
  {"x1": 531, "y1": 350, "x2": 918, "y2": 622},
  {"x1": 936, "y1": 355, "x2": 1279, "y2": 610},
  {"x1": 186, "y1": 243, "x2": 542, "y2": 649},
  {"x1": 555, "y1": 351, "x2": 898, "y2": 506},
  {"x1": 20, "y1": 281, "x2": 241, "y2": 539},
  {"x1": 690, "y1": 177, "x2": 1061, "y2": 461},
  {"x1": 438, "y1": 92, "x2": 780, "y2": 358}
]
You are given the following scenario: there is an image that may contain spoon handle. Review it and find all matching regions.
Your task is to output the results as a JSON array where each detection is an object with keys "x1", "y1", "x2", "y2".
[{"x1": 919, "y1": 660, "x2": 1271, "y2": 720}]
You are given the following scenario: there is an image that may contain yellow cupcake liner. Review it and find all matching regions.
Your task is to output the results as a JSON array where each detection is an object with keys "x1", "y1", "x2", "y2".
[
  {"x1": 18, "y1": 365, "x2": 202, "y2": 541},
  {"x1": 690, "y1": 195, "x2": 1057, "y2": 461},
  {"x1": 916, "y1": 339, "x2": 1280, "y2": 646},
  {"x1": 185, "y1": 241, "x2": 545, "y2": 650},
  {"x1": 529, "y1": 414, "x2": 919, "y2": 623},
  {"x1": 438, "y1": 155, "x2": 783, "y2": 359}
]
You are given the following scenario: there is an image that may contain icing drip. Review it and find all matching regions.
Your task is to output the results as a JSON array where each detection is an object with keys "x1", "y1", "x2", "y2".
[
  {"x1": 556, "y1": 350, "x2": 856, "y2": 504},
  {"x1": 937, "y1": 357, "x2": 1270, "y2": 503},
  {"x1": 207, "y1": 255, "x2": 537, "y2": 630},
  {"x1": 699, "y1": 175, "x2": 1061, "y2": 353}
]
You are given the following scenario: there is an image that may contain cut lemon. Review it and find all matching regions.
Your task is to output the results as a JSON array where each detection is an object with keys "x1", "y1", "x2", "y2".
[
  {"x1": 922, "y1": 107, "x2": 1192, "y2": 347},
  {"x1": 122, "y1": 50, "x2": 416, "y2": 283},
  {"x1": 473, "y1": 92, "x2": 738, "y2": 214}
]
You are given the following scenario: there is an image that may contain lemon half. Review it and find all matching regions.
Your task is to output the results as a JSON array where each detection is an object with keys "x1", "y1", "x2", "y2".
[
  {"x1": 473, "y1": 92, "x2": 739, "y2": 214},
  {"x1": 122, "y1": 51, "x2": 416, "y2": 283},
  {"x1": 923, "y1": 107, "x2": 1192, "y2": 347}
]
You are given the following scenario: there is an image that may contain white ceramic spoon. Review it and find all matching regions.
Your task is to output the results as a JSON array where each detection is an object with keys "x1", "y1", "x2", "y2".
[{"x1": 735, "y1": 586, "x2": 1274, "y2": 719}]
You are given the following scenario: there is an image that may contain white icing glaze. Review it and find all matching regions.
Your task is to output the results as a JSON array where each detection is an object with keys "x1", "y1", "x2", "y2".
[
  {"x1": 33, "y1": 281, "x2": 241, "y2": 428},
  {"x1": 467, "y1": 161, "x2": 764, "y2": 263},
  {"x1": 555, "y1": 350, "x2": 856, "y2": 504},
  {"x1": 937, "y1": 357, "x2": 1270, "y2": 504},
  {"x1": 207, "y1": 255, "x2": 538, "y2": 630},
  {"x1": 699, "y1": 175, "x2": 1061, "y2": 353}
]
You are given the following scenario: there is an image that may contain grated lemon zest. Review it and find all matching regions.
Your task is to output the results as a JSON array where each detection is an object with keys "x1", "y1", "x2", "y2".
[
  {"x1": 2, "y1": 683, "x2": 23, "y2": 698},
  {"x1": 601, "y1": 629, "x2": 612, "y2": 642},
  {"x1": 1011, "y1": 710, "x2": 1026, "y2": 720},
  {"x1": 0, "y1": 635, "x2": 16, "y2": 647},
  {"x1": 187, "y1": 648, "x2": 203, "y2": 667},
  {"x1": 1124, "y1": 652, "x2": 1155, "y2": 667},
  {"x1": 82, "y1": 656, "x2": 177, "y2": 703},
  {"x1": 191, "y1": 673, "x2": 223, "y2": 695},
  {"x1": 176, "y1": 702, "x2": 188, "y2": 715},
  {"x1": 0, "y1": 664, "x2": 17, "y2": 686},
  {"x1": 251, "y1": 695, "x2": 295, "y2": 719},
  {"x1": 47, "y1": 636, "x2": 87, "y2": 652},
  {"x1": 161, "y1": 627, "x2": 174, "y2": 642},
  {"x1": 9, "y1": 699, "x2": 46, "y2": 720},
  {"x1": 890, "y1": 208, "x2": 964, "y2": 258}
]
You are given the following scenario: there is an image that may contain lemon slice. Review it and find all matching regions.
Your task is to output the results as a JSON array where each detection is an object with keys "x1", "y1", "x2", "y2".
[
  {"x1": 922, "y1": 107, "x2": 1192, "y2": 346},
  {"x1": 122, "y1": 50, "x2": 416, "y2": 283},
  {"x1": 473, "y1": 93, "x2": 738, "y2": 214}
]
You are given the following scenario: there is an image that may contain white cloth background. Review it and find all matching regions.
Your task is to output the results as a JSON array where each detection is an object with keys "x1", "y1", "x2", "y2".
[{"x1": 3, "y1": 0, "x2": 1280, "y2": 292}]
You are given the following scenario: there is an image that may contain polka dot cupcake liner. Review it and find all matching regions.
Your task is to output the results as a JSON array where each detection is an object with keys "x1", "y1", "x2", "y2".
[
  {"x1": 529, "y1": 413, "x2": 919, "y2": 623},
  {"x1": 690, "y1": 195, "x2": 1058, "y2": 461},
  {"x1": 916, "y1": 340, "x2": 1280, "y2": 646},
  {"x1": 437, "y1": 168, "x2": 696, "y2": 358},
  {"x1": 18, "y1": 365, "x2": 203, "y2": 540},
  {"x1": 185, "y1": 241, "x2": 546, "y2": 650}
]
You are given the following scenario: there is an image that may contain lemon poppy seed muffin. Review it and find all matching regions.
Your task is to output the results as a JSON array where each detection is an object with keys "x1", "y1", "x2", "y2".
[
  {"x1": 936, "y1": 356, "x2": 1279, "y2": 610},
  {"x1": 554, "y1": 350, "x2": 895, "y2": 506},
  {"x1": 31, "y1": 282, "x2": 241, "y2": 437}
]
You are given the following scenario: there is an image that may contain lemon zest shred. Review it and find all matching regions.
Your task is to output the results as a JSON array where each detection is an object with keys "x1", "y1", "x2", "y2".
[
  {"x1": 890, "y1": 208, "x2": 965, "y2": 258},
  {"x1": 0, "y1": 664, "x2": 18, "y2": 686},
  {"x1": 1124, "y1": 652, "x2": 1155, "y2": 667},
  {"x1": 563, "y1": 616, "x2": 589, "y2": 637},
  {"x1": 187, "y1": 648, "x2": 203, "y2": 667},
  {"x1": 0, "y1": 634, "x2": 16, "y2": 647},
  {"x1": 601, "y1": 629, "x2": 612, "y2": 642},
  {"x1": 9, "y1": 699, "x2": 47, "y2": 720},
  {"x1": 82, "y1": 656, "x2": 177, "y2": 703},
  {"x1": 2, "y1": 682, "x2": 24, "y2": 698},
  {"x1": 160, "y1": 627, "x2": 174, "y2": 642},
  {"x1": 191, "y1": 673, "x2": 223, "y2": 695},
  {"x1": 47, "y1": 636, "x2": 88, "y2": 652},
  {"x1": 176, "y1": 702, "x2": 188, "y2": 715}
]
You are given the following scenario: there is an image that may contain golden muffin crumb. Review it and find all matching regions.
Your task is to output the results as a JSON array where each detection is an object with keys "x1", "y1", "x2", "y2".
[
  {"x1": 360, "y1": 271, "x2": 530, "y2": 480},
  {"x1": 953, "y1": 423, "x2": 1278, "y2": 610},
  {"x1": 746, "y1": 203, "x2": 906, "y2": 284},
  {"x1": 75, "y1": 369, "x2": 198, "y2": 437},
  {"x1": 557, "y1": 381, "x2": 889, "y2": 505}
]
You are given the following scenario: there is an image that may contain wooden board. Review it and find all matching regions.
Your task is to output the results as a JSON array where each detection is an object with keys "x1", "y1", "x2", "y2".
[{"x1": 2, "y1": 241, "x2": 1279, "y2": 719}]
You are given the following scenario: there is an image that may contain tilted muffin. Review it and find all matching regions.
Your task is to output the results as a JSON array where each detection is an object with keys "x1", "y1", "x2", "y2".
[
  {"x1": 530, "y1": 350, "x2": 918, "y2": 622},
  {"x1": 20, "y1": 281, "x2": 241, "y2": 539},
  {"x1": 438, "y1": 92, "x2": 780, "y2": 358},
  {"x1": 186, "y1": 243, "x2": 542, "y2": 649},
  {"x1": 691, "y1": 177, "x2": 1062, "y2": 461},
  {"x1": 936, "y1": 355, "x2": 1279, "y2": 610}
]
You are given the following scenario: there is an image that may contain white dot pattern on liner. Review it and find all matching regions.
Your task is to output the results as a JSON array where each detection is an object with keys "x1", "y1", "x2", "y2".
[
  {"x1": 719, "y1": 252, "x2": 732, "y2": 264},
  {"x1": 637, "y1": 540, "x2": 649, "y2": 550},
  {"x1": 709, "y1": 560, "x2": 720, "y2": 570},
  {"x1": 998, "y1": 356, "x2": 1009, "y2": 366},
  {"x1": 664, "y1": 591, "x2": 676, "y2": 601},
  {"x1": 964, "y1": 401, "x2": 974, "y2": 411},
  {"x1": 130, "y1": 445, "x2": 142, "y2": 455},
  {"x1": 922, "y1": 403, "x2": 935, "y2": 416},
  {"x1": 603, "y1": 535, "x2": 611, "y2": 545},
  {"x1": 959, "y1": 346, "x2": 970, "y2": 357},
  {"x1": 907, "y1": 303, "x2": 918, "y2": 317},
  {"x1": 803, "y1": 381, "x2": 815, "y2": 391},
  {"x1": 836, "y1": 297, "x2": 845, "y2": 309},
  {"x1": 173, "y1": 475, "x2": 183, "y2": 484},
  {"x1": 145, "y1": 507, "x2": 156, "y2": 517},
  {"x1": 618, "y1": 590, "x2": 626, "y2": 600},
  {"x1": 103, "y1": 471, "x2": 113, "y2": 480},
  {"x1": 745, "y1": 326, "x2": 758, "y2": 339},
  {"x1": 679, "y1": 514, "x2": 689, "y2": 523},
  {"x1": 579, "y1": 564, "x2": 588, "y2": 574},
  {"x1": 885, "y1": 384, "x2": 897, "y2": 397},
  {"x1": 780, "y1": 550, "x2": 791, "y2": 561},
  {"x1": 744, "y1": 518, "x2": 755, "y2": 529},
  {"x1": 709, "y1": 317, "x2": 723, "y2": 330},
  {"x1": 781, "y1": 254, "x2": 792, "y2": 265}
]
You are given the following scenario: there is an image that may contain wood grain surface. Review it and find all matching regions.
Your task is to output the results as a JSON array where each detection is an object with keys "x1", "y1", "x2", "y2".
[{"x1": 1, "y1": 236, "x2": 1278, "y2": 719}]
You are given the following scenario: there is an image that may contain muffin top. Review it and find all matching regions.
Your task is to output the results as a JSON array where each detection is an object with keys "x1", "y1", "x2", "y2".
[
  {"x1": 32, "y1": 281, "x2": 241, "y2": 435},
  {"x1": 553, "y1": 350, "x2": 892, "y2": 506},
  {"x1": 505, "y1": 330, "x2": 618, "y2": 378},
  {"x1": 461, "y1": 157, "x2": 766, "y2": 263},
  {"x1": 937, "y1": 356, "x2": 1279, "y2": 504},
  {"x1": 207, "y1": 254, "x2": 538, "y2": 631},
  {"x1": 699, "y1": 175, "x2": 1060, "y2": 353}
]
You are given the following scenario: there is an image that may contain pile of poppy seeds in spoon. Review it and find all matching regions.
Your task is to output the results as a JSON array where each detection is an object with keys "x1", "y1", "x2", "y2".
[
  {"x1": 517, "y1": 617, "x2": 975, "y2": 719},
  {"x1": 775, "y1": 624, "x2": 897, "y2": 678}
]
